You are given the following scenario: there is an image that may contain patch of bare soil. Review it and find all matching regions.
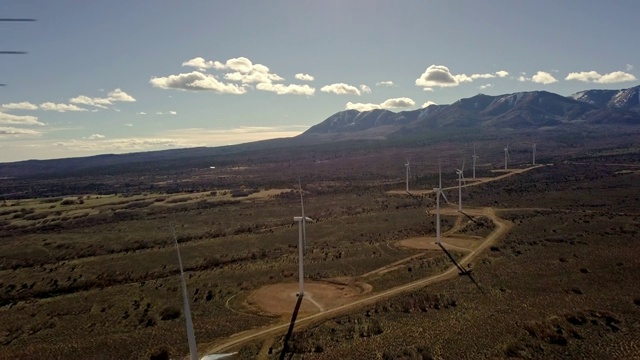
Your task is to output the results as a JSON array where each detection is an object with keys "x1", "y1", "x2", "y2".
[{"x1": 245, "y1": 280, "x2": 369, "y2": 316}]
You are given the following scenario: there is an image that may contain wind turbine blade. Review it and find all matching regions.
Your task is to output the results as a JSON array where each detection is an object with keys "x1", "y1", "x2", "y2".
[
  {"x1": 172, "y1": 226, "x2": 198, "y2": 360},
  {"x1": 462, "y1": 159, "x2": 465, "y2": 172},
  {"x1": 438, "y1": 160, "x2": 442, "y2": 189},
  {"x1": 441, "y1": 191, "x2": 450, "y2": 205}
]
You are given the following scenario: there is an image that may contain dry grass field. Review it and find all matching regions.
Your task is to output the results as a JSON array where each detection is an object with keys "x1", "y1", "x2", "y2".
[{"x1": 1, "y1": 131, "x2": 639, "y2": 359}]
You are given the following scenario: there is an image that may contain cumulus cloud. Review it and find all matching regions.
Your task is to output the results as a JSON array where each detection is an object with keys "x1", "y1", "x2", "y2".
[
  {"x1": 182, "y1": 57, "x2": 225, "y2": 71},
  {"x1": 295, "y1": 73, "x2": 314, "y2": 81},
  {"x1": 376, "y1": 81, "x2": 394, "y2": 87},
  {"x1": 416, "y1": 66, "x2": 512, "y2": 89},
  {"x1": 531, "y1": 71, "x2": 558, "y2": 84},
  {"x1": 421, "y1": 101, "x2": 437, "y2": 108},
  {"x1": 345, "y1": 102, "x2": 381, "y2": 111},
  {"x1": 479, "y1": 84, "x2": 493, "y2": 90},
  {"x1": 422, "y1": 87, "x2": 434, "y2": 92},
  {"x1": 416, "y1": 65, "x2": 459, "y2": 88},
  {"x1": 380, "y1": 97, "x2": 415, "y2": 109},
  {"x1": 69, "y1": 88, "x2": 136, "y2": 109},
  {"x1": 2, "y1": 102, "x2": 38, "y2": 110},
  {"x1": 0, "y1": 111, "x2": 44, "y2": 126},
  {"x1": 107, "y1": 88, "x2": 136, "y2": 102},
  {"x1": 137, "y1": 112, "x2": 147, "y2": 115},
  {"x1": 150, "y1": 71, "x2": 247, "y2": 94},
  {"x1": 346, "y1": 97, "x2": 416, "y2": 112},
  {"x1": 320, "y1": 83, "x2": 361, "y2": 96},
  {"x1": 39, "y1": 102, "x2": 88, "y2": 112},
  {"x1": 0, "y1": 126, "x2": 41, "y2": 136},
  {"x1": 360, "y1": 84, "x2": 371, "y2": 94},
  {"x1": 517, "y1": 71, "x2": 558, "y2": 85},
  {"x1": 223, "y1": 70, "x2": 283, "y2": 84},
  {"x1": 565, "y1": 70, "x2": 637, "y2": 84},
  {"x1": 256, "y1": 83, "x2": 315, "y2": 96},
  {"x1": 169, "y1": 111, "x2": 177, "y2": 115}
]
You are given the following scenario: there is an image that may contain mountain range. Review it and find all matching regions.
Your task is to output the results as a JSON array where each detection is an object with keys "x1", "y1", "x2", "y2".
[
  {"x1": 1, "y1": 85, "x2": 639, "y2": 178},
  {"x1": 302, "y1": 85, "x2": 640, "y2": 137}
]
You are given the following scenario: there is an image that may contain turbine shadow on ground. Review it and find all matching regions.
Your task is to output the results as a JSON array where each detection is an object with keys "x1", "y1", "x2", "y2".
[
  {"x1": 278, "y1": 294, "x2": 304, "y2": 360},
  {"x1": 437, "y1": 242, "x2": 483, "y2": 293}
]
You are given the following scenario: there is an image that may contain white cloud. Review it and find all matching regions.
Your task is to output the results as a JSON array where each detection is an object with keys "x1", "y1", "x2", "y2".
[
  {"x1": 223, "y1": 70, "x2": 283, "y2": 84},
  {"x1": 39, "y1": 103, "x2": 87, "y2": 112},
  {"x1": 125, "y1": 123, "x2": 133, "y2": 127},
  {"x1": 107, "y1": 88, "x2": 136, "y2": 102},
  {"x1": 69, "y1": 95, "x2": 111, "y2": 109},
  {"x1": 295, "y1": 73, "x2": 314, "y2": 81},
  {"x1": 346, "y1": 97, "x2": 416, "y2": 111},
  {"x1": 169, "y1": 111, "x2": 177, "y2": 115},
  {"x1": 422, "y1": 87, "x2": 434, "y2": 92},
  {"x1": 255, "y1": 83, "x2": 315, "y2": 96},
  {"x1": 531, "y1": 71, "x2": 558, "y2": 85},
  {"x1": 320, "y1": 83, "x2": 361, "y2": 96},
  {"x1": 517, "y1": 71, "x2": 558, "y2": 85},
  {"x1": 626, "y1": 64, "x2": 633, "y2": 71},
  {"x1": 85, "y1": 134, "x2": 105, "y2": 140},
  {"x1": 69, "y1": 88, "x2": 136, "y2": 109},
  {"x1": 359, "y1": 84, "x2": 371, "y2": 94},
  {"x1": 565, "y1": 70, "x2": 637, "y2": 84},
  {"x1": 156, "y1": 111, "x2": 164, "y2": 115},
  {"x1": 416, "y1": 65, "x2": 459, "y2": 88},
  {"x1": 376, "y1": 81, "x2": 394, "y2": 87},
  {"x1": 479, "y1": 84, "x2": 493, "y2": 90},
  {"x1": 2, "y1": 102, "x2": 38, "y2": 110},
  {"x1": 0, "y1": 126, "x2": 41, "y2": 136},
  {"x1": 380, "y1": 97, "x2": 415, "y2": 109},
  {"x1": 1, "y1": 113, "x2": 43, "y2": 127},
  {"x1": 54, "y1": 138, "x2": 187, "y2": 151},
  {"x1": 182, "y1": 57, "x2": 225, "y2": 71},
  {"x1": 150, "y1": 71, "x2": 247, "y2": 94},
  {"x1": 345, "y1": 102, "x2": 381, "y2": 111},
  {"x1": 416, "y1": 66, "x2": 512, "y2": 89},
  {"x1": 137, "y1": 112, "x2": 147, "y2": 115},
  {"x1": 421, "y1": 101, "x2": 437, "y2": 108}
]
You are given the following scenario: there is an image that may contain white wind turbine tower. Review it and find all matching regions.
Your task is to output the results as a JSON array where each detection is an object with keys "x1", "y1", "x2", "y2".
[
  {"x1": 532, "y1": 142, "x2": 536, "y2": 165},
  {"x1": 405, "y1": 159, "x2": 411, "y2": 193},
  {"x1": 172, "y1": 227, "x2": 198, "y2": 360},
  {"x1": 472, "y1": 145, "x2": 479, "y2": 180},
  {"x1": 293, "y1": 184, "x2": 313, "y2": 297},
  {"x1": 433, "y1": 162, "x2": 450, "y2": 245},
  {"x1": 504, "y1": 145, "x2": 510, "y2": 170},
  {"x1": 456, "y1": 160, "x2": 466, "y2": 212}
]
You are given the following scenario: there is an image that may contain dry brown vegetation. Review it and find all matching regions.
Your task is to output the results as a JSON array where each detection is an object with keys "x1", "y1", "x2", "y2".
[{"x1": 1, "y1": 131, "x2": 639, "y2": 359}]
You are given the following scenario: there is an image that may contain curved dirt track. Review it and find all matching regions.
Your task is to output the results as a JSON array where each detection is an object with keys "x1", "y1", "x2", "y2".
[{"x1": 203, "y1": 207, "x2": 512, "y2": 355}]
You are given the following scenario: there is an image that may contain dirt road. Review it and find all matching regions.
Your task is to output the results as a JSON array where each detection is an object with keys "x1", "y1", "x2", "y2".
[{"x1": 203, "y1": 207, "x2": 512, "y2": 355}]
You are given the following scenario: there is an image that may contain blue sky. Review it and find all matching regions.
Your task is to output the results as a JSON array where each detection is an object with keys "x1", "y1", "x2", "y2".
[{"x1": 1, "y1": 0, "x2": 638, "y2": 162}]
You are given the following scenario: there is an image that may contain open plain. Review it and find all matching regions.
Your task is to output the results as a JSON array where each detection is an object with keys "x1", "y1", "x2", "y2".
[{"x1": 1, "y1": 130, "x2": 639, "y2": 359}]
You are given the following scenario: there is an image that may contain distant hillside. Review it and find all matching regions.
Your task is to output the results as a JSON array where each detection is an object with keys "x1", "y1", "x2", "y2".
[
  {"x1": 569, "y1": 85, "x2": 640, "y2": 112},
  {"x1": 303, "y1": 87, "x2": 640, "y2": 137}
]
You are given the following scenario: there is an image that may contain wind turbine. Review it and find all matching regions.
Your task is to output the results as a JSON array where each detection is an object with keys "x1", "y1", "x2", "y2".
[
  {"x1": 532, "y1": 142, "x2": 536, "y2": 165},
  {"x1": 172, "y1": 227, "x2": 198, "y2": 360},
  {"x1": 456, "y1": 160, "x2": 466, "y2": 212},
  {"x1": 172, "y1": 227, "x2": 238, "y2": 360},
  {"x1": 433, "y1": 162, "x2": 450, "y2": 245},
  {"x1": 405, "y1": 159, "x2": 411, "y2": 193},
  {"x1": 472, "y1": 145, "x2": 479, "y2": 180},
  {"x1": 293, "y1": 184, "x2": 313, "y2": 297},
  {"x1": 503, "y1": 145, "x2": 509, "y2": 170}
]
